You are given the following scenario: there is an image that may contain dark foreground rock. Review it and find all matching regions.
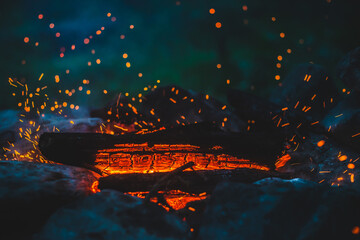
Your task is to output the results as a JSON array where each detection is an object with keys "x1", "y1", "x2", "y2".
[
  {"x1": 37, "y1": 190, "x2": 188, "y2": 240},
  {"x1": 321, "y1": 94, "x2": 360, "y2": 151},
  {"x1": 199, "y1": 178, "x2": 360, "y2": 240},
  {"x1": 276, "y1": 132, "x2": 360, "y2": 186},
  {"x1": 337, "y1": 47, "x2": 360, "y2": 92},
  {"x1": 0, "y1": 161, "x2": 99, "y2": 240}
]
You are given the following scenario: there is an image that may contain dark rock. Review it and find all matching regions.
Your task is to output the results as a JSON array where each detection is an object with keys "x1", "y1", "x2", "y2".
[
  {"x1": 199, "y1": 179, "x2": 360, "y2": 240},
  {"x1": 0, "y1": 110, "x2": 18, "y2": 133},
  {"x1": 177, "y1": 200, "x2": 207, "y2": 239},
  {"x1": 270, "y1": 63, "x2": 338, "y2": 121},
  {"x1": 277, "y1": 132, "x2": 360, "y2": 186},
  {"x1": 0, "y1": 110, "x2": 19, "y2": 153},
  {"x1": 141, "y1": 85, "x2": 246, "y2": 132},
  {"x1": 227, "y1": 89, "x2": 282, "y2": 131},
  {"x1": 2, "y1": 113, "x2": 102, "y2": 161},
  {"x1": 321, "y1": 94, "x2": 360, "y2": 151},
  {"x1": 337, "y1": 47, "x2": 360, "y2": 92},
  {"x1": 0, "y1": 161, "x2": 99, "y2": 239},
  {"x1": 37, "y1": 190, "x2": 188, "y2": 240}
]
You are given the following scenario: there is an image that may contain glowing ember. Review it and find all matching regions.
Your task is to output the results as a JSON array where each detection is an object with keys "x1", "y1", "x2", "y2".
[
  {"x1": 275, "y1": 154, "x2": 291, "y2": 170},
  {"x1": 95, "y1": 143, "x2": 270, "y2": 175},
  {"x1": 126, "y1": 190, "x2": 208, "y2": 211}
]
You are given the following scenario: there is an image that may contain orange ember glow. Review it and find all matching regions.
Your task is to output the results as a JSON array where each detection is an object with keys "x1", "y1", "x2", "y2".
[
  {"x1": 348, "y1": 163, "x2": 355, "y2": 169},
  {"x1": 317, "y1": 140, "x2": 325, "y2": 147},
  {"x1": 91, "y1": 181, "x2": 100, "y2": 193},
  {"x1": 95, "y1": 143, "x2": 270, "y2": 175},
  {"x1": 93, "y1": 142, "x2": 272, "y2": 210},
  {"x1": 126, "y1": 190, "x2": 208, "y2": 211},
  {"x1": 275, "y1": 154, "x2": 291, "y2": 170},
  {"x1": 339, "y1": 155, "x2": 348, "y2": 161}
]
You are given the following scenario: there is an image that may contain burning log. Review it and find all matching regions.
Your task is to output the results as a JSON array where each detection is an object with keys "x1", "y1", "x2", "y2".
[
  {"x1": 39, "y1": 123, "x2": 285, "y2": 172},
  {"x1": 98, "y1": 168, "x2": 289, "y2": 193},
  {"x1": 145, "y1": 162, "x2": 196, "y2": 202}
]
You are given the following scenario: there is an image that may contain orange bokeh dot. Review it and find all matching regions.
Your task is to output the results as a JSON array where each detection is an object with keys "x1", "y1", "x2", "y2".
[
  {"x1": 339, "y1": 155, "x2": 348, "y2": 161},
  {"x1": 317, "y1": 140, "x2": 325, "y2": 147},
  {"x1": 209, "y1": 8, "x2": 215, "y2": 14},
  {"x1": 215, "y1": 22, "x2": 222, "y2": 28},
  {"x1": 348, "y1": 163, "x2": 355, "y2": 169},
  {"x1": 49, "y1": 23, "x2": 54, "y2": 29},
  {"x1": 38, "y1": 14, "x2": 43, "y2": 20},
  {"x1": 24, "y1": 37, "x2": 29, "y2": 43},
  {"x1": 84, "y1": 38, "x2": 90, "y2": 44}
]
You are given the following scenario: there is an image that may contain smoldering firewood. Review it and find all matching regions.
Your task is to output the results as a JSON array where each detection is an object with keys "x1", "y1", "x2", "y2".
[
  {"x1": 39, "y1": 123, "x2": 285, "y2": 170},
  {"x1": 145, "y1": 162, "x2": 195, "y2": 202},
  {"x1": 98, "y1": 168, "x2": 290, "y2": 193}
]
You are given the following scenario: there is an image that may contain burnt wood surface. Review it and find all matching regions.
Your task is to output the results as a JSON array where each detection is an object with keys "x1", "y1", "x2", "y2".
[
  {"x1": 39, "y1": 123, "x2": 285, "y2": 170},
  {"x1": 98, "y1": 168, "x2": 290, "y2": 193}
]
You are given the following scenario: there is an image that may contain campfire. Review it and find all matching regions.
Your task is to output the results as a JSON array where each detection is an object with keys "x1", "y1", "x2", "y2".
[
  {"x1": 1, "y1": 1, "x2": 360, "y2": 239},
  {"x1": 37, "y1": 122, "x2": 279, "y2": 210}
]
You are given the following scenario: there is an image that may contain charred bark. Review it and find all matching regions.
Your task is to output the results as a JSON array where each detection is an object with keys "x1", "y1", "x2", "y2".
[
  {"x1": 39, "y1": 123, "x2": 285, "y2": 170},
  {"x1": 98, "y1": 168, "x2": 290, "y2": 193}
]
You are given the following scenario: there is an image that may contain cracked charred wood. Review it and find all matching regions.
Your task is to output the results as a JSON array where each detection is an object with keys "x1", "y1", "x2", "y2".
[
  {"x1": 39, "y1": 123, "x2": 285, "y2": 170},
  {"x1": 145, "y1": 162, "x2": 196, "y2": 202},
  {"x1": 98, "y1": 168, "x2": 290, "y2": 193}
]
